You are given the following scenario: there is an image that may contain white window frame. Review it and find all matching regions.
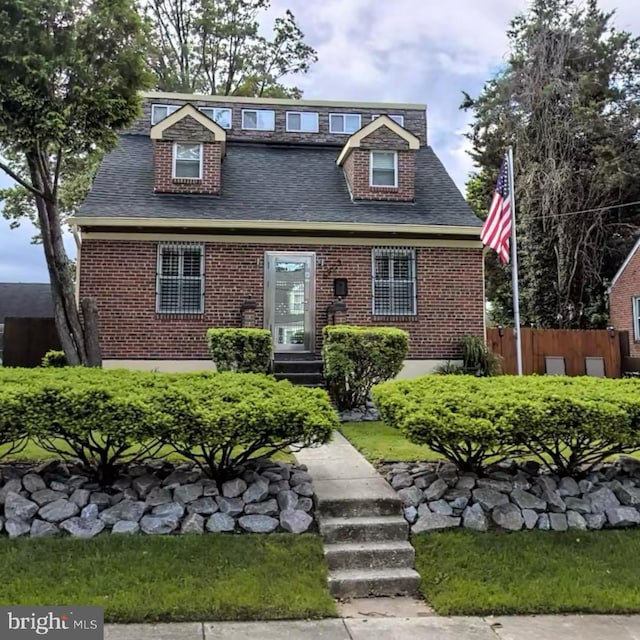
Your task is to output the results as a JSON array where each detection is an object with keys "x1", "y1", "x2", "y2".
[
  {"x1": 172, "y1": 142, "x2": 203, "y2": 180},
  {"x1": 372, "y1": 247, "x2": 417, "y2": 316},
  {"x1": 241, "y1": 108, "x2": 276, "y2": 131},
  {"x1": 634, "y1": 296, "x2": 640, "y2": 341},
  {"x1": 370, "y1": 151, "x2": 398, "y2": 188},
  {"x1": 285, "y1": 111, "x2": 319, "y2": 133},
  {"x1": 198, "y1": 106, "x2": 232, "y2": 129},
  {"x1": 329, "y1": 113, "x2": 362, "y2": 134},
  {"x1": 371, "y1": 114, "x2": 405, "y2": 126},
  {"x1": 156, "y1": 244, "x2": 205, "y2": 315},
  {"x1": 151, "y1": 104, "x2": 179, "y2": 125}
]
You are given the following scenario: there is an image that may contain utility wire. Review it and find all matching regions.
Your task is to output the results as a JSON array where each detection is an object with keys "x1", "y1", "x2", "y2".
[{"x1": 507, "y1": 198, "x2": 640, "y2": 221}]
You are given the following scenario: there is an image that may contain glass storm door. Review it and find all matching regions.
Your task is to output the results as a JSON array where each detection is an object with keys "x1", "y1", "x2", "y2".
[{"x1": 264, "y1": 252, "x2": 315, "y2": 352}]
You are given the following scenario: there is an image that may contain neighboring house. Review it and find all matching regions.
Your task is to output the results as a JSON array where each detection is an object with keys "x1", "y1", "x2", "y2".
[
  {"x1": 72, "y1": 92, "x2": 484, "y2": 376},
  {"x1": 609, "y1": 237, "x2": 640, "y2": 357}
]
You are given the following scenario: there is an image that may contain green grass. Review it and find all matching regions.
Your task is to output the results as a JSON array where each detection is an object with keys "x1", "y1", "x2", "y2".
[
  {"x1": 339, "y1": 421, "x2": 440, "y2": 463},
  {"x1": 0, "y1": 535, "x2": 336, "y2": 622},
  {"x1": 414, "y1": 529, "x2": 640, "y2": 615}
]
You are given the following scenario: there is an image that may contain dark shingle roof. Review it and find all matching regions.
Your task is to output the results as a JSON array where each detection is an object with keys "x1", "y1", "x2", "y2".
[
  {"x1": 0, "y1": 283, "x2": 53, "y2": 322},
  {"x1": 78, "y1": 135, "x2": 481, "y2": 228}
]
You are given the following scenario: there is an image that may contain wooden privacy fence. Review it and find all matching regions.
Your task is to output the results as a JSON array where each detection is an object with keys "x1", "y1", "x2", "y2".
[
  {"x1": 2, "y1": 317, "x2": 61, "y2": 367},
  {"x1": 487, "y1": 327, "x2": 623, "y2": 378}
]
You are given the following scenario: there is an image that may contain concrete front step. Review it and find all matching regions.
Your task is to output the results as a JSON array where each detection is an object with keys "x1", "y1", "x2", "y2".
[
  {"x1": 318, "y1": 496, "x2": 402, "y2": 519},
  {"x1": 324, "y1": 541, "x2": 415, "y2": 571},
  {"x1": 328, "y1": 568, "x2": 421, "y2": 598},
  {"x1": 319, "y1": 515, "x2": 409, "y2": 543}
]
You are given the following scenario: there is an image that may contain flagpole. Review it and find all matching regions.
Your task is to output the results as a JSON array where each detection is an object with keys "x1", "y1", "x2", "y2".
[{"x1": 507, "y1": 146, "x2": 523, "y2": 376}]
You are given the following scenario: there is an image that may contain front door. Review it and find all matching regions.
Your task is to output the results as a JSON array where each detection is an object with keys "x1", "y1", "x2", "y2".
[{"x1": 264, "y1": 252, "x2": 315, "y2": 352}]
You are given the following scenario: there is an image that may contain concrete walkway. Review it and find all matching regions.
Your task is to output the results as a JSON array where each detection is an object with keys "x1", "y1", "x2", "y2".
[{"x1": 104, "y1": 615, "x2": 640, "y2": 639}]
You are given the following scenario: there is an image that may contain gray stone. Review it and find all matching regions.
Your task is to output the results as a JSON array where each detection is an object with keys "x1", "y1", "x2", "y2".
[
  {"x1": 238, "y1": 515, "x2": 279, "y2": 533},
  {"x1": 511, "y1": 489, "x2": 546, "y2": 512},
  {"x1": 297, "y1": 497, "x2": 313, "y2": 512},
  {"x1": 429, "y1": 500, "x2": 453, "y2": 516},
  {"x1": 69, "y1": 489, "x2": 90, "y2": 508},
  {"x1": 30, "y1": 519, "x2": 59, "y2": 537},
  {"x1": 587, "y1": 487, "x2": 620, "y2": 513},
  {"x1": 521, "y1": 460, "x2": 541, "y2": 475},
  {"x1": 110, "y1": 492, "x2": 125, "y2": 506},
  {"x1": 472, "y1": 488, "x2": 509, "y2": 511},
  {"x1": 180, "y1": 513, "x2": 205, "y2": 534},
  {"x1": 132, "y1": 474, "x2": 161, "y2": 498},
  {"x1": 140, "y1": 514, "x2": 179, "y2": 534},
  {"x1": 417, "y1": 503, "x2": 431, "y2": 517},
  {"x1": 152, "y1": 502, "x2": 185, "y2": 520},
  {"x1": 522, "y1": 509, "x2": 538, "y2": 530},
  {"x1": 456, "y1": 476, "x2": 477, "y2": 491},
  {"x1": 564, "y1": 497, "x2": 591, "y2": 514},
  {"x1": 513, "y1": 472, "x2": 532, "y2": 491},
  {"x1": 558, "y1": 477, "x2": 580, "y2": 497},
  {"x1": 423, "y1": 479, "x2": 449, "y2": 501},
  {"x1": 89, "y1": 492, "x2": 111, "y2": 508},
  {"x1": 145, "y1": 487, "x2": 173, "y2": 507},
  {"x1": 414, "y1": 474, "x2": 437, "y2": 490},
  {"x1": 549, "y1": 513, "x2": 568, "y2": 531},
  {"x1": 112, "y1": 520, "x2": 140, "y2": 535},
  {"x1": 245, "y1": 499, "x2": 279, "y2": 516},
  {"x1": 584, "y1": 513, "x2": 607, "y2": 530},
  {"x1": 242, "y1": 479, "x2": 269, "y2": 504},
  {"x1": 537, "y1": 513, "x2": 551, "y2": 530},
  {"x1": 276, "y1": 490, "x2": 298, "y2": 512},
  {"x1": 200, "y1": 480, "x2": 219, "y2": 497},
  {"x1": 404, "y1": 506, "x2": 418, "y2": 524},
  {"x1": 206, "y1": 512, "x2": 236, "y2": 532},
  {"x1": 22, "y1": 473, "x2": 46, "y2": 494},
  {"x1": 280, "y1": 509, "x2": 313, "y2": 533},
  {"x1": 443, "y1": 488, "x2": 471, "y2": 501},
  {"x1": 49, "y1": 481, "x2": 71, "y2": 494},
  {"x1": 579, "y1": 479, "x2": 595, "y2": 495},
  {"x1": 222, "y1": 478, "x2": 247, "y2": 498},
  {"x1": 269, "y1": 480, "x2": 290, "y2": 495},
  {"x1": 81, "y1": 503, "x2": 99, "y2": 520},
  {"x1": 99, "y1": 500, "x2": 146, "y2": 525},
  {"x1": 477, "y1": 478, "x2": 512, "y2": 493},
  {"x1": 412, "y1": 513, "x2": 461, "y2": 533},
  {"x1": 293, "y1": 482, "x2": 314, "y2": 497},
  {"x1": 39, "y1": 499, "x2": 79, "y2": 523},
  {"x1": 619, "y1": 455, "x2": 640, "y2": 474},
  {"x1": 607, "y1": 506, "x2": 640, "y2": 528},
  {"x1": 537, "y1": 476, "x2": 558, "y2": 493},
  {"x1": 25, "y1": 489, "x2": 60, "y2": 510},
  {"x1": 187, "y1": 497, "x2": 219, "y2": 515},
  {"x1": 60, "y1": 517, "x2": 105, "y2": 538},
  {"x1": 66, "y1": 475, "x2": 88, "y2": 489},
  {"x1": 216, "y1": 496, "x2": 244, "y2": 517},
  {"x1": 541, "y1": 489, "x2": 566, "y2": 513},
  {"x1": 112, "y1": 477, "x2": 132, "y2": 491},
  {"x1": 5, "y1": 519, "x2": 31, "y2": 538},
  {"x1": 5, "y1": 492, "x2": 39, "y2": 521},
  {"x1": 0, "y1": 478, "x2": 23, "y2": 504},
  {"x1": 123, "y1": 488, "x2": 138, "y2": 501},
  {"x1": 567, "y1": 511, "x2": 587, "y2": 531},
  {"x1": 450, "y1": 496, "x2": 469, "y2": 511},
  {"x1": 492, "y1": 503, "x2": 523, "y2": 531},
  {"x1": 614, "y1": 485, "x2": 640, "y2": 507},
  {"x1": 174, "y1": 483, "x2": 204, "y2": 505},
  {"x1": 163, "y1": 470, "x2": 199, "y2": 488},
  {"x1": 290, "y1": 471, "x2": 313, "y2": 486},
  {"x1": 397, "y1": 486, "x2": 424, "y2": 508}
]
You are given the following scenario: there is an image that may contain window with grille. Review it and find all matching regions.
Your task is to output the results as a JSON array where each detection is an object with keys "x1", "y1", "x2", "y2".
[
  {"x1": 370, "y1": 151, "x2": 398, "y2": 187},
  {"x1": 156, "y1": 244, "x2": 204, "y2": 314},
  {"x1": 372, "y1": 247, "x2": 416, "y2": 316},
  {"x1": 173, "y1": 143, "x2": 202, "y2": 179},
  {"x1": 634, "y1": 297, "x2": 640, "y2": 341}
]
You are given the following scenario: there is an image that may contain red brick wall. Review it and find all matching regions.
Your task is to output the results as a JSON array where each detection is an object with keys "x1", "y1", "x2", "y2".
[
  {"x1": 343, "y1": 149, "x2": 415, "y2": 202},
  {"x1": 154, "y1": 141, "x2": 222, "y2": 195},
  {"x1": 79, "y1": 239, "x2": 484, "y2": 360},
  {"x1": 610, "y1": 247, "x2": 640, "y2": 356}
]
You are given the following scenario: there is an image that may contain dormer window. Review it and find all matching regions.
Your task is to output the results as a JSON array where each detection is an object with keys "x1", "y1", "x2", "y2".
[
  {"x1": 242, "y1": 109, "x2": 275, "y2": 131},
  {"x1": 173, "y1": 143, "x2": 202, "y2": 179},
  {"x1": 151, "y1": 104, "x2": 179, "y2": 124},
  {"x1": 286, "y1": 111, "x2": 319, "y2": 133},
  {"x1": 371, "y1": 114, "x2": 404, "y2": 126},
  {"x1": 370, "y1": 151, "x2": 398, "y2": 187},
  {"x1": 330, "y1": 113, "x2": 361, "y2": 134},
  {"x1": 199, "y1": 107, "x2": 232, "y2": 129}
]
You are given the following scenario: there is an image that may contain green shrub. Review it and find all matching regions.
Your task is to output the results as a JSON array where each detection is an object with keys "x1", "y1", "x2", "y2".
[
  {"x1": 322, "y1": 325, "x2": 409, "y2": 411},
  {"x1": 460, "y1": 335, "x2": 502, "y2": 376},
  {"x1": 152, "y1": 372, "x2": 337, "y2": 482},
  {"x1": 206, "y1": 328, "x2": 272, "y2": 373},
  {"x1": 41, "y1": 350, "x2": 67, "y2": 367}
]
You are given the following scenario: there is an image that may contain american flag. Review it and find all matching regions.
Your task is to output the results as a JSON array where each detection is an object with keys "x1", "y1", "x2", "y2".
[{"x1": 480, "y1": 157, "x2": 512, "y2": 264}]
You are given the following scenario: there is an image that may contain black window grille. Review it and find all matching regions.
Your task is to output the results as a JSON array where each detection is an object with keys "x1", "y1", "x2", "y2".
[
  {"x1": 156, "y1": 243, "x2": 204, "y2": 315},
  {"x1": 372, "y1": 247, "x2": 417, "y2": 316}
]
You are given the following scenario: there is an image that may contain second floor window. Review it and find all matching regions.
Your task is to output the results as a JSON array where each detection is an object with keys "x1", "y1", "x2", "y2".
[
  {"x1": 173, "y1": 143, "x2": 202, "y2": 179},
  {"x1": 286, "y1": 111, "x2": 319, "y2": 133},
  {"x1": 151, "y1": 104, "x2": 179, "y2": 124},
  {"x1": 370, "y1": 151, "x2": 398, "y2": 187},
  {"x1": 371, "y1": 114, "x2": 405, "y2": 126},
  {"x1": 329, "y1": 113, "x2": 361, "y2": 134},
  {"x1": 242, "y1": 109, "x2": 275, "y2": 131},
  {"x1": 199, "y1": 107, "x2": 232, "y2": 129}
]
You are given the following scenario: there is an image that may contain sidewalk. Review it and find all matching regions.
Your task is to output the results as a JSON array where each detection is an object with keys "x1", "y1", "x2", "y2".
[{"x1": 104, "y1": 615, "x2": 640, "y2": 639}]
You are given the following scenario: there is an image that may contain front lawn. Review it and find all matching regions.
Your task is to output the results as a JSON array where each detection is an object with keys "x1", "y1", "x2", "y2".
[
  {"x1": 414, "y1": 529, "x2": 640, "y2": 615},
  {"x1": 0, "y1": 534, "x2": 336, "y2": 622},
  {"x1": 339, "y1": 421, "x2": 440, "y2": 463}
]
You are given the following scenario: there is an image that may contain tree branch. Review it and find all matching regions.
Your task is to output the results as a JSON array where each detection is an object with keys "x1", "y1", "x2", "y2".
[{"x1": 0, "y1": 161, "x2": 45, "y2": 198}]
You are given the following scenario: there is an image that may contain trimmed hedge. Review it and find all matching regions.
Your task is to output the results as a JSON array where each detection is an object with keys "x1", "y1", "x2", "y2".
[
  {"x1": 323, "y1": 325, "x2": 409, "y2": 411},
  {"x1": 373, "y1": 375, "x2": 640, "y2": 475},
  {"x1": 206, "y1": 328, "x2": 272, "y2": 373}
]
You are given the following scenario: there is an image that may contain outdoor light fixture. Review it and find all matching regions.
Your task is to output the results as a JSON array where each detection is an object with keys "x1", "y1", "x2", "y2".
[{"x1": 607, "y1": 325, "x2": 616, "y2": 338}]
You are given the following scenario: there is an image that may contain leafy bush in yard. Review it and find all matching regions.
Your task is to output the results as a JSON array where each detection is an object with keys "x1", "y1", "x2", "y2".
[
  {"x1": 206, "y1": 328, "x2": 272, "y2": 373},
  {"x1": 152, "y1": 372, "x2": 337, "y2": 482},
  {"x1": 323, "y1": 325, "x2": 409, "y2": 411},
  {"x1": 373, "y1": 375, "x2": 640, "y2": 475},
  {"x1": 41, "y1": 349, "x2": 67, "y2": 367}
]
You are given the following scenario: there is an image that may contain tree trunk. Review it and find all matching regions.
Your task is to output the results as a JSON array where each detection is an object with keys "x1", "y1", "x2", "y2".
[{"x1": 81, "y1": 297, "x2": 102, "y2": 367}]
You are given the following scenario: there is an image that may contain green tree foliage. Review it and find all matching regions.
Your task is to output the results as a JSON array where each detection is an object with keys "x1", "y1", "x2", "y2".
[
  {"x1": 0, "y1": 0, "x2": 151, "y2": 364},
  {"x1": 463, "y1": 0, "x2": 640, "y2": 328},
  {"x1": 144, "y1": 0, "x2": 317, "y2": 97}
]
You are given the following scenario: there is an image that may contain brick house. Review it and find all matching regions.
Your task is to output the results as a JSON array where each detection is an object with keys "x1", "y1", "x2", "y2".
[
  {"x1": 72, "y1": 92, "x2": 484, "y2": 376},
  {"x1": 609, "y1": 237, "x2": 640, "y2": 357}
]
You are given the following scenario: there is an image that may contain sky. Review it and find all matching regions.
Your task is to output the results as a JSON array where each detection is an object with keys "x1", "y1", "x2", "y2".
[{"x1": 1, "y1": 0, "x2": 639, "y2": 282}]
